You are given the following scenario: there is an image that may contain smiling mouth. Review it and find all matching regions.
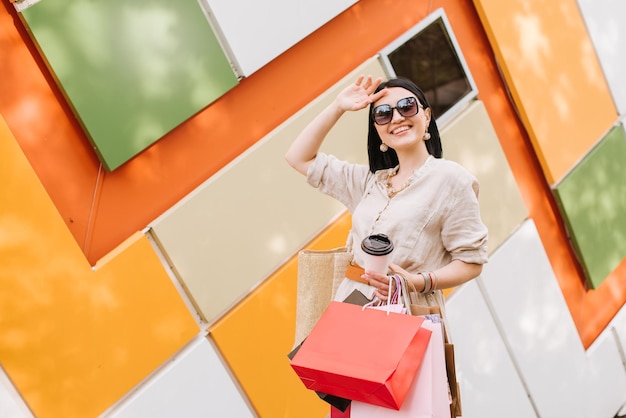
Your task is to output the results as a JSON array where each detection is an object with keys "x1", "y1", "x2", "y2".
[{"x1": 391, "y1": 126, "x2": 411, "y2": 135}]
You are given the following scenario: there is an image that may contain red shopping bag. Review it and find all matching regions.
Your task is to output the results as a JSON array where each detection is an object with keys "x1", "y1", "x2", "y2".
[
  {"x1": 330, "y1": 404, "x2": 351, "y2": 417},
  {"x1": 290, "y1": 301, "x2": 432, "y2": 410},
  {"x1": 350, "y1": 318, "x2": 451, "y2": 417}
]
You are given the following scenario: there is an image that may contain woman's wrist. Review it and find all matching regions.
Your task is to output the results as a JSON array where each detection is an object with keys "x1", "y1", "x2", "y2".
[
  {"x1": 330, "y1": 99, "x2": 348, "y2": 115},
  {"x1": 407, "y1": 272, "x2": 425, "y2": 293},
  {"x1": 415, "y1": 271, "x2": 438, "y2": 294},
  {"x1": 406, "y1": 271, "x2": 439, "y2": 294}
]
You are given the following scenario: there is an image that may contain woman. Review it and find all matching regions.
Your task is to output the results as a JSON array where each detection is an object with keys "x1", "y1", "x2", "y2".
[{"x1": 285, "y1": 74, "x2": 487, "y2": 312}]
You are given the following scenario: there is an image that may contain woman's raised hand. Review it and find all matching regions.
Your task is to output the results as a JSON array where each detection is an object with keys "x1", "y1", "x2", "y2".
[
  {"x1": 335, "y1": 75, "x2": 387, "y2": 112},
  {"x1": 285, "y1": 75, "x2": 386, "y2": 176}
]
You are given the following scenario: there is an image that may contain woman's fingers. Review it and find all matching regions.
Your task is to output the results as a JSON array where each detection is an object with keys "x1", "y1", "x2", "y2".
[
  {"x1": 363, "y1": 75, "x2": 376, "y2": 91},
  {"x1": 356, "y1": 74, "x2": 383, "y2": 94},
  {"x1": 337, "y1": 75, "x2": 385, "y2": 111},
  {"x1": 366, "y1": 273, "x2": 392, "y2": 300},
  {"x1": 368, "y1": 77, "x2": 383, "y2": 94}
]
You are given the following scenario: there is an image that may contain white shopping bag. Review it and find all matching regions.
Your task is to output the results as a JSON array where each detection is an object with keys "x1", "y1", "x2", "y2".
[{"x1": 350, "y1": 318, "x2": 451, "y2": 418}]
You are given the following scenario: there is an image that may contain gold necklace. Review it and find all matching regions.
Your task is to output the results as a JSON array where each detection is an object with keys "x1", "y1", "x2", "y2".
[{"x1": 386, "y1": 168, "x2": 412, "y2": 198}]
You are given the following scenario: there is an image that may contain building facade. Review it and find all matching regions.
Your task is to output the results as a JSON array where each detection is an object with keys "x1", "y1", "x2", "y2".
[{"x1": 1, "y1": 0, "x2": 625, "y2": 416}]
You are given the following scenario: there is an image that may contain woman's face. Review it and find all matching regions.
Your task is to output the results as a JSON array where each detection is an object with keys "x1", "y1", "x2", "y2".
[{"x1": 372, "y1": 87, "x2": 431, "y2": 153}]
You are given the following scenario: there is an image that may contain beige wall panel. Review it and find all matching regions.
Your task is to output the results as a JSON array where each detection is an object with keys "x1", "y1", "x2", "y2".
[
  {"x1": 150, "y1": 58, "x2": 385, "y2": 323},
  {"x1": 441, "y1": 100, "x2": 527, "y2": 254},
  {"x1": 473, "y1": 0, "x2": 617, "y2": 184}
]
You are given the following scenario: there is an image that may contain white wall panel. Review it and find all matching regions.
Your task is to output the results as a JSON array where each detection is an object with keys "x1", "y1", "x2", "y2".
[
  {"x1": 585, "y1": 325, "x2": 626, "y2": 418},
  {"x1": 577, "y1": 0, "x2": 626, "y2": 114},
  {"x1": 446, "y1": 280, "x2": 536, "y2": 417},
  {"x1": 104, "y1": 338, "x2": 253, "y2": 418},
  {"x1": 610, "y1": 303, "x2": 626, "y2": 363},
  {"x1": 479, "y1": 220, "x2": 587, "y2": 418},
  {"x1": 609, "y1": 303, "x2": 626, "y2": 415},
  {"x1": 203, "y1": 0, "x2": 357, "y2": 76},
  {"x1": 0, "y1": 366, "x2": 32, "y2": 418}
]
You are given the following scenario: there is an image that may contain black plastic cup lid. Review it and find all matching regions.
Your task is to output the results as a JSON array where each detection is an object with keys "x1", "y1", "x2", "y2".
[{"x1": 361, "y1": 234, "x2": 394, "y2": 256}]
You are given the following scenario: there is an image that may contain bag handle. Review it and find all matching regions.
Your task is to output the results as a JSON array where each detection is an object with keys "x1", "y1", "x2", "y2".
[
  {"x1": 345, "y1": 232, "x2": 354, "y2": 254},
  {"x1": 362, "y1": 275, "x2": 404, "y2": 316},
  {"x1": 402, "y1": 275, "x2": 421, "y2": 304}
]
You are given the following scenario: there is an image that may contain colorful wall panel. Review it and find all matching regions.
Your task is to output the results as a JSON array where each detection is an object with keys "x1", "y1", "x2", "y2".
[
  {"x1": 0, "y1": 116, "x2": 199, "y2": 417},
  {"x1": 440, "y1": 100, "x2": 527, "y2": 253},
  {"x1": 446, "y1": 276, "x2": 537, "y2": 417},
  {"x1": 612, "y1": 306, "x2": 626, "y2": 360},
  {"x1": 553, "y1": 124, "x2": 626, "y2": 289},
  {"x1": 20, "y1": 0, "x2": 238, "y2": 171},
  {"x1": 577, "y1": 0, "x2": 626, "y2": 114},
  {"x1": 0, "y1": 366, "x2": 32, "y2": 418},
  {"x1": 1, "y1": 0, "x2": 626, "y2": 416},
  {"x1": 472, "y1": 0, "x2": 626, "y2": 349},
  {"x1": 149, "y1": 59, "x2": 384, "y2": 323},
  {"x1": 585, "y1": 325, "x2": 626, "y2": 418},
  {"x1": 3, "y1": 0, "x2": 462, "y2": 267},
  {"x1": 473, "y1": 0, "x2": 617, "y2": 184},
  {"x1": 210, "y1": 214, "x2": 352, "y2": 418},
  {"x1": 105, "y1": 337, "x2": 254, "y2": 417},
  {"x1": 479, "y1": 220, "x2": 591, "y2": 417},
  {"x1": 204, "y1": 0, "x2": 358, "y2": 76}
]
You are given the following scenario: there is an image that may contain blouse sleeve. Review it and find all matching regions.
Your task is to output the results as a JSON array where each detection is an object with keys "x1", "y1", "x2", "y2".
[
  {"x1": 306, "y1": 152, "x2": 372, "y2": 212},
  {"x1": 441, "y1": 171, "x2": 489, "y2": 264}
]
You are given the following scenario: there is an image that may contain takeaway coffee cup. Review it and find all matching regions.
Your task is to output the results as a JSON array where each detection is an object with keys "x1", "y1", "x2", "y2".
[{"x1": 361, "y1": 234, "x2": 394, "y2": 274}]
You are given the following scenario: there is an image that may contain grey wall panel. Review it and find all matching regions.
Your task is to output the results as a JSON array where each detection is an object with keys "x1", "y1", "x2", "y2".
[
  {"x1": 446, "y1": 280, "x2": 536, "y2": 417},
  {"x1": 0, "y1": 365, "x2": 32, "y2": 418},
  {"x1": 104, "y1": 338, "x2": 253, "y2": 417},
  {"x1": 479, "y1": 220, "x2": 587, "y2": 418},
  {"x1": 577, "y1": 0, "x2": 626, "y2": 115},
  {"x1": 204, "y1": 0, "x2": 357, "y2": 76},
  {"x1": 610, "y1": 304, "x2": 626, "y2": 366},
  {"x1": 585, "y1": 325, "x2": 626, "y2": 418}
]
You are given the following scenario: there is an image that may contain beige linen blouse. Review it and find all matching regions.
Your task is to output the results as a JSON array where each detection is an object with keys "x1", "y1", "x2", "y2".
[{"x1": 307, "y1": 152, "x2": 488, "y2": 311}]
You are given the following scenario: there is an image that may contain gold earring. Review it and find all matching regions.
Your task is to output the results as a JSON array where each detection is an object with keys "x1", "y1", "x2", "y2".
[
  {"x1": 423, "y1": 132, "x2": 431, "y2": 141},
  {"x1": 380, "y1": 143, "x2": 389, "y2": 152}
]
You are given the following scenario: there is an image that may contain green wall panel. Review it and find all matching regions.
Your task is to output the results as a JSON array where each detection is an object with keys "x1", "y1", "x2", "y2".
[
  {"x1": 21, "y1": 0, "x2": 238, "y2": 171},
  {"x1": 553, "y1": 125, "x2": 626, "y2": 289}
]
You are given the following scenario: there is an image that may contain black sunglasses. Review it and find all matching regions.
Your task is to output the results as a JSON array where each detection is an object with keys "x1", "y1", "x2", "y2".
[{"x1": 372, "y1": 96, "x2": 422, "y2": 125}]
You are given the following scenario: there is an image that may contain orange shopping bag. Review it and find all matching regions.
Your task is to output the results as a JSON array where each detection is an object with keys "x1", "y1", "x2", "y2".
[{"x1": 290, "y1": 301, "x2": 432, "y2": 410}]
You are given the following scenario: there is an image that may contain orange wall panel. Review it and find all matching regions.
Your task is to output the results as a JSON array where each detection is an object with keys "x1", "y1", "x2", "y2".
[
  {"x1": 0, "y1": 116, "x2": 199, "y2": 417},
  {"x1": 472, "y1": 0, "x2": 617, "y2": 184},
  {"x1": 210, "y1": 214, "x2": 352, "y2": 418},
  {"x1": 468, "y1": 0, "x2": 626, "y2": 347}
]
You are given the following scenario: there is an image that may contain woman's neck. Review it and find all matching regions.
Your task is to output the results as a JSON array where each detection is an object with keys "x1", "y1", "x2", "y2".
[{"x1": 395, "y1": 151, "x2": 430, "y2": 176}]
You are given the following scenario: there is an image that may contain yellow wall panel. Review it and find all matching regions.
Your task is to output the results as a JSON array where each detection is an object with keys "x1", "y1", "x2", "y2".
[
  {"x1": 0, "y1": 116, "x2": 199, "y2": 418},
  {"x1": 442, "y1": 100, "x2": 528, "y2": 253},
  {"x1": 473, "y1": 0, "x2": 617, "y2": 184},
  {"x1": 210, "y1": 213, "x2": 351, "y2": 418},
  {"x1": 149, "y1": 58, "x2": 385, "y2": 324}
]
